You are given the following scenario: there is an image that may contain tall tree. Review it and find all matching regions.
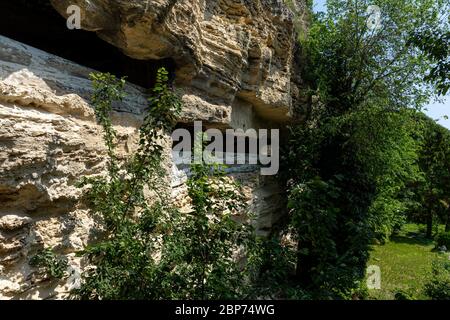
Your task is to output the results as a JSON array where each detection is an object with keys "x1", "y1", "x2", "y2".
[
  {"x1": 415, "y1": 115, "x2": 450, "y2": 238},
  {"x1": 286, "y1": 0, "x2": 450, "y2": 298},
  {"x1": 410, "y1": 21, "x2": 450, "y2": 95}
]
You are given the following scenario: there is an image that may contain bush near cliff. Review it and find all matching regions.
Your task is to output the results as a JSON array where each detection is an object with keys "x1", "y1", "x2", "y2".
[{"x1": 71, "y1": 69, "x2": 256, "y2": 300}]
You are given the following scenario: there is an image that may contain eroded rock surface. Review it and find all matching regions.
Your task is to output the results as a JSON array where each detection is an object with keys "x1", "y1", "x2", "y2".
[
  {"x1": 0, "y1": 35, "x2": 288, "y2": 299},
  {"x1": 50, "y1": 0, "x2": 307, "y2": 126},
  {"x1": 0, "y1": 0, "x2": 306, "y2": 299},
  {"x1": 0, "y1": 36, "x2": 145, "y2": 299}
]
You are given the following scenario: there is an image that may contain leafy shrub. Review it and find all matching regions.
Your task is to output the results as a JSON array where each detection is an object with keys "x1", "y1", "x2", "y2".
[
  {"x1": 161, "y1": 162, "x2": 255, "y2": 299},
  {"x1": 72, "y1": 69, "x2": 179, "y2": 299},
  {"x1": 351, "y1": 283, "x2": 369, "y2": 300},
  {"x1": 435, "y1": 231, "x2": 450, "y2": 249},
  {"x1": 394, "y1": 289, "x2": 415, "y2": 300},
  {"x1": 246, "y1": 236, "x2": 302, "y2": 299},
  {"x1": 288, "y1": 177, "x2": 345, "y2": 297},
  {"x1": 29, "y1": 248, "x2": 68, "y2": 279},
  {"x1": 73, "y1": 69, "x2": 255, "y2": 300},
  {"x1": 424, "y1": 260, "x2": 450, "y2": 300}
]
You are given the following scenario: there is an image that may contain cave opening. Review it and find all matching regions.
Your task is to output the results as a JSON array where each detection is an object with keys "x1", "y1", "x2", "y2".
[
  {"x1": 172, "y1": 123, "x2": 267, "y2": 169},
  {"x1": 0, "y1": 0, "x2": 176, "y2": 89}
]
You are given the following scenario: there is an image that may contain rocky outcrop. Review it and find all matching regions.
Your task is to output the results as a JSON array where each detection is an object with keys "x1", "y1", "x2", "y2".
[
  {"x1": 50, "y1": 0, "x2": 307, "y2": 127},
  {"x1": 0, "y1": 36, "x2": 145, "y2": 299},
  {"x1": 0, "y1": 0, "x2": 307, "y2": 299},
  {"x1": 0, "y1": 35, "x2": 288, "y2": 299}
]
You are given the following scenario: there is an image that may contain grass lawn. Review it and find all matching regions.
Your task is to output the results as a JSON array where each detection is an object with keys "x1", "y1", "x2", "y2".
[{"x1": 367, "y1": 224, "x2": 449, "y2": 300}]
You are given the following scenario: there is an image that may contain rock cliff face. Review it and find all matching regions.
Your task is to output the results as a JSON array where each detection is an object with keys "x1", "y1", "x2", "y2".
[
  {"x1": 0, "y1": 37, "x2": 147, "y2": 299},
  {"x1": 50, "y1": 0, "x2": 307, "y2": 127},
  {"x1": 0, "y1": 0, "x2": 307, "y2": 299}
]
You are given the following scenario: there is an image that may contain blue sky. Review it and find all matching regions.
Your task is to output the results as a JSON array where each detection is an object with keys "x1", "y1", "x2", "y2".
[
  {"x1": 312, "y1": 0, "x2": 450, "y2": 129},
  {"x1": 313, "y1": 0, "x2": 327, "y2": 12}
]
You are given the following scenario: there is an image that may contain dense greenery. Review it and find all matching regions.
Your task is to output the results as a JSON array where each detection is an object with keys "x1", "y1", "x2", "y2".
[
  {"x1": 424, "y1": 260, "x2": 450, "y2": 300},
  {"x1": 282, "y1": 0, "x2": 450, "y2": 298},
  {"x1": 410, "y1": 115, "x2": 450, "y2": 237},
  {"x1": 435, "y1": 231, "x2": 450, "y2": 249},
  {"x1": 411, "y1": 22, "x2": 450, "y2": 96},
  {"x1": 159, "y1": 161, "x2": 255, "y2": 299},
  {"x1": 29, "y1": 248, "x2": 68, "y2": 280}
]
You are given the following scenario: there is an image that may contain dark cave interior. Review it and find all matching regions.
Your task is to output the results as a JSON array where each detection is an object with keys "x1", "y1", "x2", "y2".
[{"x1": 0, "y1": 0, "x2": 175, "y2": 89}]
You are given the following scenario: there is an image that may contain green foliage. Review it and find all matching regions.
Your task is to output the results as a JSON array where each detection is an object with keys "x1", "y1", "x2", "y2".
[
  {"x1": 246, "y1": 236, "x2": 308, "y2": 299},
  {"x1": 394, "y1": 289, "x2": 415, "y2": 300},
  {"x1": 74, "y1": 68, "x2": 181, "y2": 299},
  {"x1": 29, "y1": 248, "x2": 68, "y2": 280},
  {"x1": 301, "y1": 0, "x2": 448, "y2": 112},
  {"x1": 90, "y1": 73, "x2": 126, "y2": 177},
  {"x1": 410, "y1": 19, "x2": 450, "y2": 96},
  {"x1": 287, "y1": 105, "x2": 421, "y2": 298},
  {"x1": 288, "y1": 177, "x2": 346, "y2": 297},
  {"x1": 73, "y1": 69, "x2": 255, "y2": 300},
  {"x1": 410, "y1": 115, "x2": 450, "y2": 237},
  {"x1": 366, "y1": 109, "x2": 422, "y2": 241},
  {"x1": 435, "y1": 231, "x2": 450, "y2": 248},
  {"x1": 160, "y1": 163, "x2": 255, "y2": 299},
  {"x1": 424, "y1": 260, "x2": 450, "y2": 300},
  {"x1": 284, "y1": 0, "x2": 449, "y2": 298}
]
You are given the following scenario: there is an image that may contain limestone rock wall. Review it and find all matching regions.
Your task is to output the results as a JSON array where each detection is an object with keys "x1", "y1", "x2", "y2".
[
  {"x1": 50, "y1": 0, "x2": 307, "y2": 127},
  {"x1": 0, "y1": 35, "x2": 287, "y2": 299},
  {"x1": 0, "y1": 36, "x2": 145, "y2": 299},
  {"x1": 0, "y1": 0, "x2": 306, "y2": 299}
]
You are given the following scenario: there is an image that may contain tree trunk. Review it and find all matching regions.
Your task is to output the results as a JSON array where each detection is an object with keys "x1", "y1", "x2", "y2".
[
  {"x1": 296, "y1": 240, "x2": 313, "y2": 286},
  {"x1": 445, "y1": 211, "x2": 450, "y2": 232},
  {"x1": 426, "y1": 214, "x2": 433, "y2": 238}
]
